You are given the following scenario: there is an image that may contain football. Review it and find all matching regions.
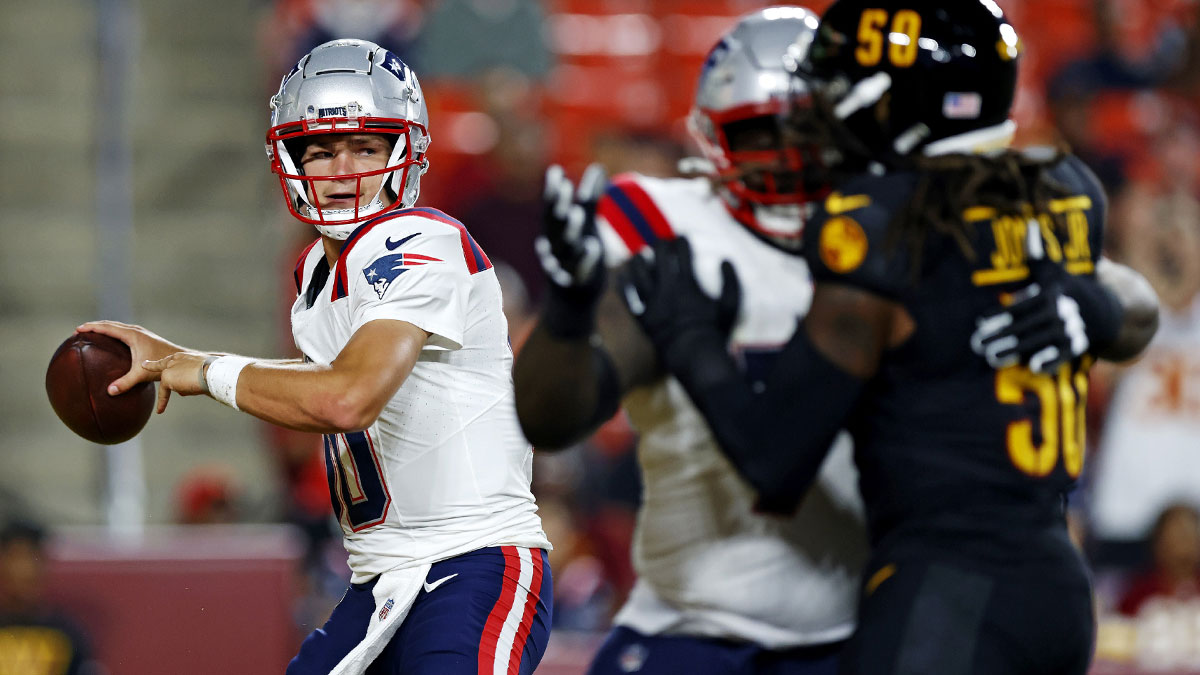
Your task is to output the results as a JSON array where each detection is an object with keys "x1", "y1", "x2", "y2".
[{"x1": 45, "y1": 332, "x2": 155, "y2": 444}]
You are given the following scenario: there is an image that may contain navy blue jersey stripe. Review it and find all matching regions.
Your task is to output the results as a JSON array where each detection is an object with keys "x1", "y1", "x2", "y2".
[{"x1": 605, "y1": 185, "x2": 660, "y2": 247}]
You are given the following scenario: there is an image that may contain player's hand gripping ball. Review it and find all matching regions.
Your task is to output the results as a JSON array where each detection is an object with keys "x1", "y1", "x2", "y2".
[{"x1": 46, "y1": 332, "x2": 155, "y2": 444}]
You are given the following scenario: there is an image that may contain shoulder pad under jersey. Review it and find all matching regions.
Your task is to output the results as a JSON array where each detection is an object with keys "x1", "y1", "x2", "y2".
[
  {"x1": 803, "y1": 171, "x2": 920, "y2": 300},
  {"x1": 596, "y1": 173, "x2": 683, "y2": 262}
]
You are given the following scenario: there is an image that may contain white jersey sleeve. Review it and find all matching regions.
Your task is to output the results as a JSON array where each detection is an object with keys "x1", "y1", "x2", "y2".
[{"x1": 343, "y1": 223, "x2": 471, "y2": 350}]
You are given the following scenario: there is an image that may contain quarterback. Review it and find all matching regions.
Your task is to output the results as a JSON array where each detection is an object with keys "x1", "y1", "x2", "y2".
[
  {"x1": 514, "y1": 9, "x2": 866, "y2": 674},
  {"x1": 79, "y1": 40, "x2": 551, "y2": 675}
]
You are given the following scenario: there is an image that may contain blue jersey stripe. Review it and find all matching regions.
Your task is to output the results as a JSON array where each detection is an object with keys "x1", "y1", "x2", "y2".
[{"x1": 605, "y1": 185, "x2": 660, "y2": 247}]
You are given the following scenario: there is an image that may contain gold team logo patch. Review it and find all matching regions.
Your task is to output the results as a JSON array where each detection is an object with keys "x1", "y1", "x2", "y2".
[{"x1": 819, "y1": 216, "x2": 869, "y2": 273}]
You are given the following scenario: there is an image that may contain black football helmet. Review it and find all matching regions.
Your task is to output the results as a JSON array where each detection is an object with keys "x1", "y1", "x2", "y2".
[{"x1": 791, "y1": 0, "x2": 1021, "y2": 165}]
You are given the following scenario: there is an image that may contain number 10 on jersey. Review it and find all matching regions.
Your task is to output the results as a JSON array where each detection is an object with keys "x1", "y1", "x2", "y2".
[{"x1": 324, "y1": 430, "x2": 392, "y2": 531}]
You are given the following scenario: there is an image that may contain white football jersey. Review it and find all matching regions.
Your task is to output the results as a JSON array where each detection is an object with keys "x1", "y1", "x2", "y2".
[
  {"x1": 596, "y1": 174, "x2": 868, "y2": 648},
  {"x1": 291, "y1": 207, "x2": 550, "y2": 583},
  {"x1": 1089, "y1": 293, "x2": 1200, "y2": 540}
]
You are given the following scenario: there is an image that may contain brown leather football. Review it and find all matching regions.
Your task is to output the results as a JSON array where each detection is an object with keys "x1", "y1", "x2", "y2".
[{"x1": 45, "y1": 332, "x2": 155, "y2": 444}]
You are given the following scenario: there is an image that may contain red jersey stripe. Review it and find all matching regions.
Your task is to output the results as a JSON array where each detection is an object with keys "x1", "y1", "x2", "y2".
[
  {"x1": 613, "y1": 176, "x2": 674, "y2": 240},
  {"x1": 597, "y1": 195, "x2": 646, "y2": 255},
  {"x1": 598, "y1": 174, "x2": 676, "y2": 256}
]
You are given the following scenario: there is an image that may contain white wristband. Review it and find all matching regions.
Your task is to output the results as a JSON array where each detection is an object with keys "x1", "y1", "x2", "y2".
[{"x1": 204, "y1": 356, "x2": 253, "y2": 411}]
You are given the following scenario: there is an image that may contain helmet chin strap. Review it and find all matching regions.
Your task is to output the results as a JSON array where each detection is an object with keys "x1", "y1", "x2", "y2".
[{"x1": 304, "y1": 192, "x2": 390, "y2": 240}]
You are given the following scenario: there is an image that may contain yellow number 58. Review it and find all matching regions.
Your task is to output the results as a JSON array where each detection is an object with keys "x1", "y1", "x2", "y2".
[
  {"x1": 995, "y1": 360, "x2": 1091, "y2": 479},
  {"x1": 855, "y1": 9, "x2": 922, "y2": 68}
]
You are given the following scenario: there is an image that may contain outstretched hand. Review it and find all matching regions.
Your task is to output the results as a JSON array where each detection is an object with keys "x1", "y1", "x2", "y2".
[
  {"x1": 534, "y1": 164, "x2": 609, "y2": 339},
  {"x1": 76, "y1": 320, "x2": 185, "y2": 394},
  {"x1": 970, "y1": 223, "x2": 1089, "y2": 373},
  {"x1": 620, "y1": 238, "x2": 741, "y2": 370},
  {"x1": 536, "y1": 164, "x2": 607, "y2": 300}
]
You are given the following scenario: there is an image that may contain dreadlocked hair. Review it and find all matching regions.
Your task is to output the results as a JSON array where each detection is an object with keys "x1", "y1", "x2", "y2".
[{"x1": 885, "y1": 144, "x2": 1074, "y2": 280}]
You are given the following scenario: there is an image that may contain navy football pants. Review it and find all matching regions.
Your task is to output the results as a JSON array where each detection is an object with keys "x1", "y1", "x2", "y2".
[{"x1": 288, "y1": 546, "x2": 552, "y2": 675}]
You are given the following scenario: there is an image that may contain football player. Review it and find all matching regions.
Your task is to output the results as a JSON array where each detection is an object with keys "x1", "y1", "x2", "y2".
[
  {"x1": 78, "y1": 40, "x2": 552, "y2": 675},
  {"x1": 514, "y1": 8, "x2": 867, "y2": 674},
  {"x1": 622, "y1": 1, "x2": 1161, "y2": 674}
]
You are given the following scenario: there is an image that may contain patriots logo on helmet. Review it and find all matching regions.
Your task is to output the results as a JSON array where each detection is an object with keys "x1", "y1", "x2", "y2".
[
  {"x1": 701, "y1": 39, "x2": 729, "y2": 77},
  {"x1": 363, "y1": 251, "x2": 442, "y2": 299},
  {"x1": 382, "y1": 51, "x2": 408, "y2": 82}
]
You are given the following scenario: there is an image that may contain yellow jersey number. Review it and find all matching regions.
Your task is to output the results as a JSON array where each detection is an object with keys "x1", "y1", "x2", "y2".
[
  {"x1": 855, "y1": 9, "x2": 922, "y2": 68},
  {"x1": 995, "y1": 358, "x2": 1093, "y2": 479}
]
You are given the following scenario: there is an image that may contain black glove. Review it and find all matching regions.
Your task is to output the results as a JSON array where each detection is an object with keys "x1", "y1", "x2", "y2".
[
  {"x1": 535, "y1": 164, "x2": 608, "y2": 339},
  {"x1": 620, "y1": 238, "x2": 741, "y2": 373}
]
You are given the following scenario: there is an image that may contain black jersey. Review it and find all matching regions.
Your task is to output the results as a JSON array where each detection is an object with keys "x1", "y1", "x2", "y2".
[{"x1": 803, "y1": 155, "x2": 1106, "y2": 551}]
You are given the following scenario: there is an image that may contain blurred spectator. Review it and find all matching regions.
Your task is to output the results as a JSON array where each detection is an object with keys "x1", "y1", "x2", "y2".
[
  {"x1": 1119, "y1": 503, "x2": 1200, "y2": 617},
  {"x1": 1042, "y1": 0, "x2": 1200, "y2": 192},
  {"x1": 538, "y1": 496, "x2": 616, "y2": 631},
  {"x1": 1102, "y1": 503, "x2": 1200, "y2": 670},
  {"x1": 0, "y1": 520, "x2": 98, "y2": 675},
  {"x1": 261, "y1": 0, "x2": 424, "y2": 85},
  {"x1": 174, "y1": 465, "x2": 243, "y2": 525},
  {"x1": 1087, "y1": 185, "x2": 1200, "y2": 551}
]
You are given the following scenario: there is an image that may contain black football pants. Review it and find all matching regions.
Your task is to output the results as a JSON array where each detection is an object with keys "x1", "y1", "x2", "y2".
[{"x1": 839, "y1": 555, "x2": 1094, "y2": 675}]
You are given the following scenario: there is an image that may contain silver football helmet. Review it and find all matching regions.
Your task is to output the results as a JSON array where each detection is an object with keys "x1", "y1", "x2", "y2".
[
  {"x1": 689, "y1": 6, "x2": 825, "y2": 252},
  {"x1": 267, "y1": 39, "x2": 430, "y2": 239}
]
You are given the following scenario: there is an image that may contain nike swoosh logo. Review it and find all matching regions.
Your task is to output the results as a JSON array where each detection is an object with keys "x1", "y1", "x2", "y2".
[
  {"x1": 385, "y1": 232, "x2": 421, "y2": 250},
  {"x1": 824, "y1": 192, "x2": 872, "y2": 216},
  {"x1": 423, "y1": 573, "x2": 458, "y2": 593}
]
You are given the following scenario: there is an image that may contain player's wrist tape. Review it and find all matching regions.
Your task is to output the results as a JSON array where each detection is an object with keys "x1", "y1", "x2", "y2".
[
  {"x1": 198, "y1": 355, "x2": 219, "y2": 395},
  {"x1": 541, "y1": 284, "x2": 600, "y2": 340},
  {"x1": 204, "y1": 356, "x2": 253, "y2": 411},
  {"x1": 1061, "y1": 275, "x2": 1124, "y2": 349}
]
